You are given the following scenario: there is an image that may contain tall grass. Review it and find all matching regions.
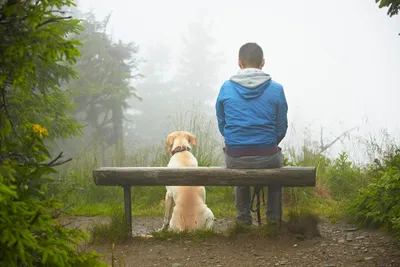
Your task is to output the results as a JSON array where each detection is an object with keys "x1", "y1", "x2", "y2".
[
  {"x1": 54, "y1": 107, "x2": 235, "y2": 216},
  {"x1": 53, "y1": 108, "x2": 398, "y2": 228}
]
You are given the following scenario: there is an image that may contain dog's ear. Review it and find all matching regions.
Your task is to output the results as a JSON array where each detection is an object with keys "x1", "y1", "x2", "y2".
[
  {"x1": 166, "y1": 133, "x2": 175, "y2": 152},
  {"x1": 186, "y1": 132, "x2": 197, "y2": 146}
]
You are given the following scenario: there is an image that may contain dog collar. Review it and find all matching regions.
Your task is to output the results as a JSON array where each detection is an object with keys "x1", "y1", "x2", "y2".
[{"x1": 171, "y1": 146, "x2": 191, "y2": 155}]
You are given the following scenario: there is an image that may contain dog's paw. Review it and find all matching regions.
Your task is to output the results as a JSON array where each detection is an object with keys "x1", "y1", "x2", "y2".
[{"x1": 158, "y1": 224, "x2": 169, "y2": 232}]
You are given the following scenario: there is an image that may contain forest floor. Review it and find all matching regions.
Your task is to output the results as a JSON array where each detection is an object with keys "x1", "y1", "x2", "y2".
[{"x1": 60, "y1": 215, "x2": 400, "y2": 267}]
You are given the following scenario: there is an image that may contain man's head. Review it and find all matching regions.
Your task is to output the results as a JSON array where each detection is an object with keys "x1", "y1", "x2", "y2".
[{"x1": 238, "y1": 42, "x2": 265, "y2": 69}]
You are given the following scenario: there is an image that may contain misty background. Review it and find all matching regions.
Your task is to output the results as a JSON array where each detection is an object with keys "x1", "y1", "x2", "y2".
[{"x1": 59, "y1": 0, "x2": 400, "y2": 165}]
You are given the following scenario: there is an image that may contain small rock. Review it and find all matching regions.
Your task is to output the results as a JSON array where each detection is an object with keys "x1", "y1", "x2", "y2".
[
  {"x1": 293, "y1": 244, "x2": 298, "y2": 247},
  {"x1": 171, "y1": 263, "x2": 181, "y2": 267},
  {"x1": 344, "y1": 227, "x2": 358, "y2": 232},
  {"x1": 356, "y1": 235, "x2": 366, "y2": 240},
  {"x1": 320, "y1": 243, "x2": 328, "y2": 247},
  {"x1": 338, "y1": 239, "x2": 345, "y2": 244},
  {"x1": 365, "y1": 256, "x2": 374, "y2": 261},
  {"x1": 275, "y1": 260, "x2": 290, "y2": 266}
]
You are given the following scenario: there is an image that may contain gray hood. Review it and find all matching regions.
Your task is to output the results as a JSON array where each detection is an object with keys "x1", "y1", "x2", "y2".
[
  {"x1": 229, "y1": 68, "x2": 272, "y2": 99},
  {"x1": 230, "y1": 68, "x2": 271, "y2": 89}
]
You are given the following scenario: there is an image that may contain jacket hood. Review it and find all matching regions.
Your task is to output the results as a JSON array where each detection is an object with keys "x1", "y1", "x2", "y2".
[{"x1": 230, "y1": 68, "x2": 272, "y2": 99}]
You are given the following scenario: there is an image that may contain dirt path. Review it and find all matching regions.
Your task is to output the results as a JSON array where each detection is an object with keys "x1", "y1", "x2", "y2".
[{"x1": 61, "y1": 216, "x2": 399, "y2": 267}]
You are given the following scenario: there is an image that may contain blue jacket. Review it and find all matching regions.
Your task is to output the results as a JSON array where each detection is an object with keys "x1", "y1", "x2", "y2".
[{"x1": 215, "y1": 68, "x2": 288, "y2": 153}]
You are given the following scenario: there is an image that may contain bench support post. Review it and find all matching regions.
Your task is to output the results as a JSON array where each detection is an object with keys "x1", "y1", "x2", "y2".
[{"x1": 123, "y1": 186, "x2": 132, "y2": 236}]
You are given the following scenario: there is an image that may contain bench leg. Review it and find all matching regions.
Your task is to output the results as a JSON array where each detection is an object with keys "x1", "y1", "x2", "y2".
[{"x1": 123, "y1": 186, "x2": 132, "y2": 236}]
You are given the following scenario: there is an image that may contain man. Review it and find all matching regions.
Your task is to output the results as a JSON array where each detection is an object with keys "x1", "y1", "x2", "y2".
[{"x1": 215, "y1": 42, "x2": 288, "y2": 226}]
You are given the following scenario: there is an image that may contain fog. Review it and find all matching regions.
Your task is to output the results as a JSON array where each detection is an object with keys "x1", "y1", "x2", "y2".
[{"x1": 76, "y1": 0, "x2": 400, "y2": 163}]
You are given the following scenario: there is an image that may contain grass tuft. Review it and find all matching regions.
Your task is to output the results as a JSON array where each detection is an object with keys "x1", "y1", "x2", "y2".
[{"x1": 88, "y1": 207, "x2": 132, "y2": 244}]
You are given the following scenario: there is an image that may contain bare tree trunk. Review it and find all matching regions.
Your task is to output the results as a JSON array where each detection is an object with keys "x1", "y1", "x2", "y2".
[{"x1": 318, "y1": 126, "x2": 359, "y2": 154}]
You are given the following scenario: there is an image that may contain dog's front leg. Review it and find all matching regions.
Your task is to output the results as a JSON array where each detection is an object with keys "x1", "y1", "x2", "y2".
[{"x1": 159, "y1": 188, "x2": 174, "y2": 231}]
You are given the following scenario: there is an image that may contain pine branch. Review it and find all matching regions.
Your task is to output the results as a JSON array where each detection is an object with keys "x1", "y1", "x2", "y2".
[{"x1": 36, "y1": 16, "x2": 72, "y2": 29}]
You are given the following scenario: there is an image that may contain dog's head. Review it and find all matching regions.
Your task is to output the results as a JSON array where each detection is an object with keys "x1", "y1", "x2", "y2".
[{"x1": 166, "y1": 131, "x2": 197, "y2": 154}]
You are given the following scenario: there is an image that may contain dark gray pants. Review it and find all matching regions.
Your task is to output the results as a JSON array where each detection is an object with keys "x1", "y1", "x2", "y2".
[{"x1": 224, "y1": 149, "x2": 284, "y2": 225}]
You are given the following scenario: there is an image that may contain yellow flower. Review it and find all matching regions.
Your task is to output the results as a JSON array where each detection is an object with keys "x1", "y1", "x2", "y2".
[{"x1": 32, "y1": 124, "x2": 48, "y2": 137}]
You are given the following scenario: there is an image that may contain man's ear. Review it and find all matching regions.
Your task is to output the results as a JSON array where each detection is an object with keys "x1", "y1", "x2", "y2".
[
  {"x1": 238, "y1": 58, "x2": 244, "y2": 69},
  {"x1": 166, "y1": 133, "x2": 175, "y2": 152},
  {"x1": 259, "y1": 58, "x2": 265, "y2": 69},
  {"x1": 186, "y1": 132, "x2": 197, "y2": 146}
]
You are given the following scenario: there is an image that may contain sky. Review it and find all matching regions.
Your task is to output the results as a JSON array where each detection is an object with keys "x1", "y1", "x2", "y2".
[{"x1": 76, "y1": 0, "x2": 400, "y2": 163}]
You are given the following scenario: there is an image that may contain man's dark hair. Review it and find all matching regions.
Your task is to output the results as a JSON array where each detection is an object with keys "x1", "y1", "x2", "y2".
[{"x1": 238, "y1": 42, "x2": 264, "y2": 68}]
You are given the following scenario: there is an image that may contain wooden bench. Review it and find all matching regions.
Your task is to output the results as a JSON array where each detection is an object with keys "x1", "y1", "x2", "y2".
[{"x1": 92, "y1": 166, "x2": 316, "y2": 235}]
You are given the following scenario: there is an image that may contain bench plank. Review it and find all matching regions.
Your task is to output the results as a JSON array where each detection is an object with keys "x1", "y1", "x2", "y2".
[{"x1": 93, "y1": 166, "x2": 316, "y2": 187}]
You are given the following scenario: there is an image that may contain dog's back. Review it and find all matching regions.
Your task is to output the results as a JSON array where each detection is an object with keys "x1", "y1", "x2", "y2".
[
  {"x1": 165, "y1": 131, "x2": 214, "y2": 231},
  {"x1": 168, "y1": 151, "x2": 208, "y2": 230}
]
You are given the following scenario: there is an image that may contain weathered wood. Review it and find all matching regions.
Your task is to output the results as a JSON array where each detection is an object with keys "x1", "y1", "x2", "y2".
[
  {"x1": 123, "y1": 186, "x2": 132, "y2": 234},
  {"x1": 93, "y1": 166, "x2": 316, "y2": 187}
]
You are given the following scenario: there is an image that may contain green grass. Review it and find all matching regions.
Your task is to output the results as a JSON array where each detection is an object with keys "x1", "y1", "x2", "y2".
[{"x1": 89, "y1": 209, "x2": 132, "y2": 244}]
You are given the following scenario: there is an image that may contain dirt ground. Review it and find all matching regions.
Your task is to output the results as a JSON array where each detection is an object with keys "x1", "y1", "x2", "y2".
[{"x1": 61, "y1": 216, "x2": 400, "y2": 267}]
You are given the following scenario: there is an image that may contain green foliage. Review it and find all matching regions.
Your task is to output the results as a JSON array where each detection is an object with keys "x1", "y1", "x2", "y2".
[
  {"x1": 0, "y1": 124, "x2": 107, "y2": 266},
  {"x1": 0, "y1": 0, "x2": 107, "y2": 265},
  {"x1": 325, "y1": 152, "x2": 367, "y2": 199},
  {"x1": 0, "y1": 0, "x2": 83, "y2": 140},
  {"x1": 347, "y1": 149, "x2": 400, "y2": 239},
  {"x1": 376, "y1": 0, "x2": 400, "y2": 17}
]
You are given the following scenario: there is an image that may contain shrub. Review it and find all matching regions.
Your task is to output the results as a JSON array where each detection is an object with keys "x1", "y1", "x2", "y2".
[
  {"x1": 347, "y1": 149, "x2": 400, "y2": 239},
  {"x1": 325, "y1": 152, "x2": 367, "y2": 199},
  {"x1": 0, "y1": 123, "x2": 107, "y2": 266}
]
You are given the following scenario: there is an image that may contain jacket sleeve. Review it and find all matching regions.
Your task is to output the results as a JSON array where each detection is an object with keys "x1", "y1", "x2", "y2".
[
  {"x1": 215, "y1": 87, "x2": 226, "y2": 136},
  {"x1": 276, "y1": 87, "x2": 288, "y2": 143}
]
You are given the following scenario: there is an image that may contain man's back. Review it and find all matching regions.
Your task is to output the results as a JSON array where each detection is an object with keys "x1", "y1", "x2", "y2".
[{"x1": 216, "y1": 68, "x2": 288, "y2": 157}]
